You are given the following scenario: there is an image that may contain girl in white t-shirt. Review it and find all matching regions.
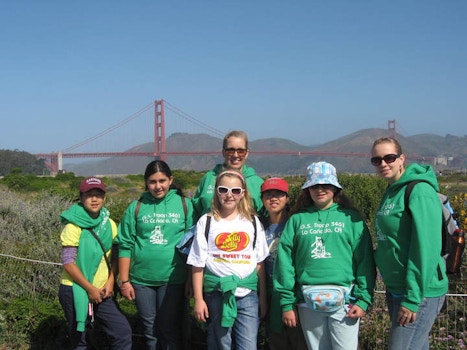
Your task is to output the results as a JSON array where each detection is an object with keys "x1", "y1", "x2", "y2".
[{"x1": 187, "y1": 170, "x2": 269, "y2": 350}]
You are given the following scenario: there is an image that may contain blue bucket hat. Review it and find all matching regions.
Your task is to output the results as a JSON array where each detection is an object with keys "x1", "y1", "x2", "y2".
[{"x1": 301, "y1": 162, "x2": 342, "y2": 190}]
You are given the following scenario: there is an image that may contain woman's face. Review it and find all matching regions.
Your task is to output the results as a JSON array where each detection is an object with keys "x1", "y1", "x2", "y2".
[
  {"x1": 146, "y1": 171, "x2": 173, "y2": 199},
  {"x1": 372, "y1": 142, "x2": 405, "y2": 184},
  {"x1": 308, "y1": 184, "x2": 335, "y2": 209},
  {"x1": 222, "y1": 136, "x2": 249, "y2": 171}
]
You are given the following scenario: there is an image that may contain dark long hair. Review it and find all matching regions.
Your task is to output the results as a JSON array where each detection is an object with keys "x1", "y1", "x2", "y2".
[{"x1": 144, "y1": 160, "x2": 184, "y2": 197}]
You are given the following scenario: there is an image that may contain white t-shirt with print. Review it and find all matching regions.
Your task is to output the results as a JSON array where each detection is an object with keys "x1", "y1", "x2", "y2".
[{"x1": 187, "y1": 214, "x2": 269, "y2": 297}]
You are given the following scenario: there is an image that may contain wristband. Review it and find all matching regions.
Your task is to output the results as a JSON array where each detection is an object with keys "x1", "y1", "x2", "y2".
[{"x1": 118, "y1": 280, "x2": 130, "y2": 287}]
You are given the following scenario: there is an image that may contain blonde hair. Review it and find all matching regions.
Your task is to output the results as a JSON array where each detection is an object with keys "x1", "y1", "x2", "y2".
[
  {"x1": 211, "y1": 170, "x2": 255, "y2": 221},
  {"x1": 222, "y1": 130, "x2": 249, "y2": 150},
  {"x1": 371, "y1": 137, "x2": 403, "y2": 155}
]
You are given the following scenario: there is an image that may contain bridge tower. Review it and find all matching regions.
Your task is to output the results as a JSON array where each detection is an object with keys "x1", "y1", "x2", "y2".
[
  {"x1": 388, "y1": 120, "x2": 397, "y2": 139},
  {"x1": 154, "y1": 100, "x2": 166, "y2": 160}
]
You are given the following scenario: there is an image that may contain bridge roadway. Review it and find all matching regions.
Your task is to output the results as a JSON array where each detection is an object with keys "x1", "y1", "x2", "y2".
[{"x1": 36, "y1": 150, "x2": 431, "y2": 160}]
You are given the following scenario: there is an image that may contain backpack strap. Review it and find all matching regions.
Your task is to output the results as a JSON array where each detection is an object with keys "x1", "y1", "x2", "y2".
[
  {"x1": 205, "y1": 215, "x2": 212, "y2": 241},
  {"x1": 134, "y1": 199, "x2": 142, "y2": 221},
  {"x1": 403, "y1": 180, "x2": 422, "y2": 215},
  {"x1": 181, "y1": 196, "x2": 187, "y2": 217},
  {"x1": 252, "y1": 216, "x2": 257, "y2": 250},
  {"x1": 88, "y1": 229, "x2": 112, "y2": 276}
]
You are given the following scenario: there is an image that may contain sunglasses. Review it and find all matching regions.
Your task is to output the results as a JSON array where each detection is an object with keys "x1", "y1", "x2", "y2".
[
  {"x1": 262, "y1": 191, "x2": 287, "y2": 199},
  {"x1": 223, "y1": 148, "x2": 248, "y2": 157},
  {"x1": 309, "y1": 184, "x2": 335, "y2": 191},
  {"x1": 370, "y1": 154, "x2": 400, "y2": 166},
  {"x1": 216, "y1": 186, "x2": 244, "y2": 196}
]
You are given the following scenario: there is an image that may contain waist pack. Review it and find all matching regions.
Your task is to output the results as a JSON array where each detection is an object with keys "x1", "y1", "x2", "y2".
[{"x1": 302, "y1": 285, "x2": 350, "y2": 313}]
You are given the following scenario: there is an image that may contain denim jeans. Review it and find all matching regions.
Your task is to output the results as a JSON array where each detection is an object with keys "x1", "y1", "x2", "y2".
[
  {"x1": 58, "y1": 284, "x2": 132, "y2": 350},
  {"x1": 386, "y1": 293, "x2": 446, "y2": 350},
  {"x1": 298, "y1": 304, "x2": 360, "y2": 350},
  {"x1": 133, "y1": 283, "x2": 185, "y2": 350},
  {"x1": 204, "y1": 290, "x2": 259, "y2": 350}
]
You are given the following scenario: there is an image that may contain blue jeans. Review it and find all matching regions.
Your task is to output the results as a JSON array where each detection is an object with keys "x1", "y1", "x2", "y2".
[
  {"x1": 59, "y1": 284, "x2": 132, "y2": 350},
  {"x1": 204, "y1": 290, "x2": 259, "y2": 350},
  {"x1": 298, "y1": 304, "x2": 360, "y2": 350},
  {"x1": 133, "y1": 283, "x2": 185, "y2": 350},
  {"x1": 386, "y1": 293, "x2": 446, "y2": 350}
]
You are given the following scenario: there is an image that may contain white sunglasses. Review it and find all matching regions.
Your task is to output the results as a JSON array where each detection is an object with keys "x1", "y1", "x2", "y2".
[{"x1": 216, "y1": 186, "x2": 244, "y2": 196}]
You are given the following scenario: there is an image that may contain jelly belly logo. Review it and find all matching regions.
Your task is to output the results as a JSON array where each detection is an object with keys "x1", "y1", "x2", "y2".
[{"x1": 215, "y1": 231, "x2": 250, "y2": 252}]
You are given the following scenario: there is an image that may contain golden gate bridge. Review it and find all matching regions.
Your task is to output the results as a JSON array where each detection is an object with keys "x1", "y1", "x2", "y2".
[{"x1": 35, "y1": 100, "x2": 416, "y2": 174}]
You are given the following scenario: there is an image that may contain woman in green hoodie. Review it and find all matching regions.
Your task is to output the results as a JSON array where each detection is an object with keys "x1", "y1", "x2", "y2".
[
  {"x1": 371, "y1": 137, "x2": 448, "y2": 350},
  {"x1": 58, "y1": 176, "x2": 132, "y2": 350},
  {"x1": 118, "y1": 160, "x2": 193, "y2": 350},
  {"x1": 191, "y1": 130, "x2": 264, "y2": 220}
]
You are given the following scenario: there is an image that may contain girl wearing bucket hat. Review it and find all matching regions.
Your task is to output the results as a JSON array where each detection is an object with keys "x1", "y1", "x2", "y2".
[{"x1": 273, "y1": 162, "x2": 375, "y2": 350}]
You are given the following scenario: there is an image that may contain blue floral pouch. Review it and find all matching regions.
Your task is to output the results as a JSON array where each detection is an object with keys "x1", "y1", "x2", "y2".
[{"x1": 301, "y1": 285, "x2": 350, "y2": 313}]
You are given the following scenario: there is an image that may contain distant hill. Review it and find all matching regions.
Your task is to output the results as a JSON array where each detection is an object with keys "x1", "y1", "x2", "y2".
[{"x1": 64, "y1": 129, "x2": 467, "y2": 176}]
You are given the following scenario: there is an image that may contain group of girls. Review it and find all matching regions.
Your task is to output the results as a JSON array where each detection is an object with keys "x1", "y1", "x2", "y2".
[{"x1": 58, "y1": 132, "x2": 447, "y2": 350}]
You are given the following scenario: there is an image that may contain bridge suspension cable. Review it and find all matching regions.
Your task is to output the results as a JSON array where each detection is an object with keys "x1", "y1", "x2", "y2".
[
  {"x1": 64, "y1": 102, "x2": 154, "y2": 152},
  {"x1": 164, "y1": 100, "x2": 225, "y2": 138}
]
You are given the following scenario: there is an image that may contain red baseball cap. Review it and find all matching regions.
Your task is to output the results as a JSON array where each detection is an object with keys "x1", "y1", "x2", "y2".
[
  {"x1": 79, "y1": 177, "x2": 106, "y2": 193},
  {"x1": 261, "y1": 177, "x2": 289, "y2": 194}
]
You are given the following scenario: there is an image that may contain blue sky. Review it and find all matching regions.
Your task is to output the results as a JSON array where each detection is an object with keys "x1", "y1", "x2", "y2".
[{"x1": 1, "y1": 0, "x2": 466, "y2": 154}]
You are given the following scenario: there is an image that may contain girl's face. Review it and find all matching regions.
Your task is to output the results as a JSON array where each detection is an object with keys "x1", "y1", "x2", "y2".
[
  {"x1": 146, "y1": 171, "x2": 173, "y2": 199},
  {"x1": 308, "y1": 184, "x2": 335, "y2": 209},
  {"x1": 222, "y1": 136, "x2": 249, "y2": 171},
  {"x1": 216, "y1": 176, "x2": 244, "y2": 212},
  {"x1": 371, "y1": 142, "x2": 405, "y2": 184},
  {"x1": 262, "y1": 190, "x2": 288, "y2": 216},
  {"x1": 80, "y1": 189, "x2": 105, "y2": 218}
]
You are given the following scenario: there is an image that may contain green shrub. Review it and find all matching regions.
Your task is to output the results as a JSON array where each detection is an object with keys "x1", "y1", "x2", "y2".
[{"x1": 0, "y1": 297, "x2": 68, "y2": 349}]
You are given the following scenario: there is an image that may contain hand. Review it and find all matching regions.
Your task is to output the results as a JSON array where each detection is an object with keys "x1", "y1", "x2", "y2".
[
  {"x1": 88, "y1": 287, "x2": 103, "y2": 304},
  {"x1": 282, "y1": 309, "x2": 298, "y2": 328},
  {"x1": 398, "y1": 306, "x2": 417, "y2": 326},
  {"x1": 193, "y1": 299, "x2": 209, "y2": 323},
  {"x1": 346, "y1": 304, "x2": 365, "y2": 318},
  {"x1": 119, "y1": 283, "x2": 136, "y2": 301}
]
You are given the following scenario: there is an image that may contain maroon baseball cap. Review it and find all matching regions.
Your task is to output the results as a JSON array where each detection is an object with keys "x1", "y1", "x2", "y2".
[
  {"x1": 79, "y1": 177, "x2": 106, "y2": 193},
  {"x1": 261, "y1": 177, "x2": 289, "y2": 194}
]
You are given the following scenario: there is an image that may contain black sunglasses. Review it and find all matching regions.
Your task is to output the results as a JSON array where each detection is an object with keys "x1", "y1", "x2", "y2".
[{"x1": 370, "y1": 154, "x2": 400, "y2": 166}]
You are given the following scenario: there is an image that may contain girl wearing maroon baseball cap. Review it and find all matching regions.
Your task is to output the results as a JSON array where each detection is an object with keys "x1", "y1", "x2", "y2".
[{"x1": 58, "y1": 176, "x2": 132, "y2": 349}]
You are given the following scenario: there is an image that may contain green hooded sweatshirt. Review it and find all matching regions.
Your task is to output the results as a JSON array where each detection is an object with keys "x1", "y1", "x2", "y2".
[
  {"x1": 191, "y1": 163, "x2": 264, "y2": 220},
  {"x1": 375, "y1": 163, "x2": 448, "y2": 312},
  {"x1": 118, "y1": 189, "x2": 193, "y2": 285},
  {"x1": 273, "y1": 203, "x2": 376, "y2": 313},
  {"x1": 60, "y1": 203, "x2": 113, "y2": 332}
]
